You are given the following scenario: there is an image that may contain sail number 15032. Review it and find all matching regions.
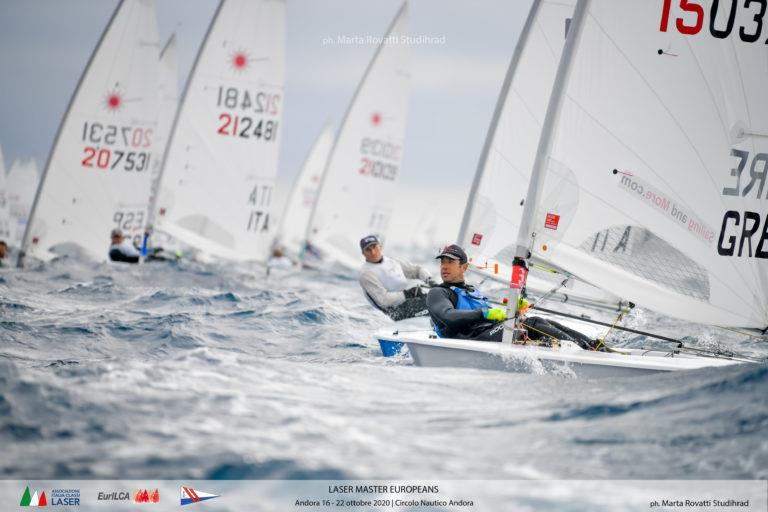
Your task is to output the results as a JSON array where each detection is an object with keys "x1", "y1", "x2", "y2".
[{"x1": 660, "y1": 0, "x2": 768, "y2": 42}]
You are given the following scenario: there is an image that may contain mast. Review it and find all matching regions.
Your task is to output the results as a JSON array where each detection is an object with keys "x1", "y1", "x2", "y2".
[
  {"x1": 456, "y1": 0, "x2": 542, "y2": 244},
  {"x1": 144, "y1": 32, "x2": 178, "y2": 236},
  {"x1": 503, "y1": 0, "x2": 590, "y2": 343},
  {"x1": 17, "y1": 1, "x2": 126, "y2": 268}
]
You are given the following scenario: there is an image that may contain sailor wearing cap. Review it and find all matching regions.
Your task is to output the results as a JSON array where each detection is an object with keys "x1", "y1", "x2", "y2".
[
  {"x1": 427, "y1": 244, "x2": 601, "y2": 348},
  {"x1": 109, "y1": 228, "x2": 140, "y2": 263},
  {"x1": 426, "y1": 244, "x2": 506, "y2": 339},
  {"x1": 358, "y1": 234, "x2": 436, "y2": 321}
]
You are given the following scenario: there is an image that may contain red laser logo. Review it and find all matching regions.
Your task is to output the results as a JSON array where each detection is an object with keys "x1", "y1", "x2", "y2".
[{"x1": 104, "y1": 91, "x2": 123, "y2": 112}]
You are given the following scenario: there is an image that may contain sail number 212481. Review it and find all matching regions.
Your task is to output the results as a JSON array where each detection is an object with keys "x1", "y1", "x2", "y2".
[{"x1": 215, "y1": 86, "x2": 280, "y2": 141}]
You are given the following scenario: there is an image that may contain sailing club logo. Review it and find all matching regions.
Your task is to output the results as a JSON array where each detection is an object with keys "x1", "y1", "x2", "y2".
[
  {"x1": 20, "y1": 487, "x2": 80, "y2": 507},
  {"x1": 97, "y1": 490, "x2": 131, "y2": 501},
  {"x1": 19, "y1": 486, "x2": 46, "y2": 507},
  {"x1": 49, "y1": 489, "x2": 80, "y2": 507},
  {"x1": 134, "y1": 489, "x2": 160, "y2": 503},
  {"x1": 180, "y1": 487, "x2": 219, "y2": 506}
]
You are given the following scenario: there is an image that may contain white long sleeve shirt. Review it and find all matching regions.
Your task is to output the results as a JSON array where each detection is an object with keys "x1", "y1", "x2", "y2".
[{"x1": 358, "y1": 256, "x2": 431, "y2": 308}]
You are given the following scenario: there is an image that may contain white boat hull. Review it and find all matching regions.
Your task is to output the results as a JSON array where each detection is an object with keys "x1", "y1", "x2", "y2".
[{"x1": 376, "y1": 329, "x2": 744, "y2": 378}]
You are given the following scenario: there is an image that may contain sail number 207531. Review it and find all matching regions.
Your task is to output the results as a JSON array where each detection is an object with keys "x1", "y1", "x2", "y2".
[
  {"x1": 80, "y1": 122, "x2": 153, "y2": 172},
  {"x1": 660, "y1": 0, "x2": 768, "y2": 43}
]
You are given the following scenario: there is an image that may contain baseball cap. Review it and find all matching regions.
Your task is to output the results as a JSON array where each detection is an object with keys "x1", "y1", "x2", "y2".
[
  {"x1": 359, "y1": 235, "x2": 380, "y2": 251},
  {"x1": 435, "y1": 244, "x2": 467, "y2": 264}
]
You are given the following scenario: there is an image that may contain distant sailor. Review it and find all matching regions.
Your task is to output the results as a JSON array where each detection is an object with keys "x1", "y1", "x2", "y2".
[
  {"x1": 108, "y1": 228, "x2": 140, "y2": 264},
  {"x1": 427, "y1": 244, "x2": 599, "y2": 349},
  {"x1": 0, "y1": 240, "x2": 7, "y2": 266},
  {"x1": 267, "y1": 244, "x2": 294, "y2": 270},
  {"x1": 358, "y1": 235, "x2": 435, "y2": 321}
]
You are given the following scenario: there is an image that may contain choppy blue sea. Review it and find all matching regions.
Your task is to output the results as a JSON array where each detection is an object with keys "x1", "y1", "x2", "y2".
[{"x1": 1, "y1": 254, "x2": 767, "y2": 483}]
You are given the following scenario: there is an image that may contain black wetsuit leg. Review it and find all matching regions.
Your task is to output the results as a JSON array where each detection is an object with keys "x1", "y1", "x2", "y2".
[
  {"x1": 465, "y1": 321, "x2": 505, "y2": 342},
  {"x1": 524, "y1": 316, "x2": 596, "y2": 349},
  {"x1": 384, "y1": 296, "x2": 430, "y2": 321},
  {"x1": 109, "y1": 249, "x2": 139, "y2": 264}
]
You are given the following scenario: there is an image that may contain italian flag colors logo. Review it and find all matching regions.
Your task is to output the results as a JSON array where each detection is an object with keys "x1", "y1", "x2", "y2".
[{"x1": 20, "y1": 487, "x2": 47, "y2": 507}]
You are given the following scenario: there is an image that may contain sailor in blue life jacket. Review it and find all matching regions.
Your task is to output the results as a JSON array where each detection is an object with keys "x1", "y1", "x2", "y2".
[
  {"x1": 427, "y1": 244, "x2": 600, "y2": 349},
  {"x1": 358, "y1": 234, "x2": 437, "y2": 321}
]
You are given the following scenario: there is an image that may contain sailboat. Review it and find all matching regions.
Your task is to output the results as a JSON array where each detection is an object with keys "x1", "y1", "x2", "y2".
[
  {"x1": 145, "y1": 34, "x2": 179, "y2": 241},
  {"x1": 149, "y1": 0, "x2": 286, "y2": 263},
  {"x1": 304, "y1": 2, "x2": 410, "y2": 270},
  {"x1": 0, "y1": 145, "x2": 14, "y2": 243},
  {"x1": 17, "y1": 0, "x2": 160, "y2": 266},
  {"x1": 6, "y1": 158, "x2": 39, "y2": 246},
  {"x1": 276, "y1": 123, "x2": 334, "y2": 259},
  {"x1": 378, "y1": 0, "x2": 767, "y2": 376}
]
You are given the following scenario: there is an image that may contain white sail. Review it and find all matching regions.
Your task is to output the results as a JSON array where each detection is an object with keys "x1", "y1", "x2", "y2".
[
  {"x1": 146, "y1": 33, "x2": 179, "y2": 229},
  {"x1": 0, "y1": 144, "x2": 12, "y2": 242},
  {"x1": 306, "y1": 3, "x2": 410, "y2": 269},
  {"x1": 18, "y1": 0, "x2": 160, "y2": 265},
  {"x1": 455, "y1": 0, "x2": 620, "y2": 307},
  {"x1": 522, "y1": 0, "x2": 768, "y2": 329},
  {"x1": 459, "y1": 0, "x2": 574, "y2": 260},
  {"x1": 277, "y1": 123, "x2": 334, "y2": 257},
  {"x1": 152, "y1": 0, "x2": 286, "y2": 263},
  {"x1": 6, "y1": 158, "x2": 40, "y2": 246}
]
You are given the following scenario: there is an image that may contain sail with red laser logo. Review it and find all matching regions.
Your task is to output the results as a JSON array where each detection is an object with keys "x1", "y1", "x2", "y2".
[
  {"x1": 150, "y1": 0, "x2": 286, "y2": 263},
  {"x1": 18, "y1": 0, "x2": 160, "y2": 266}
]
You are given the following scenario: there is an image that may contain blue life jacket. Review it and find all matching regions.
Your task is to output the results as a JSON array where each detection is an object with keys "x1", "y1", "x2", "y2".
[{"x1": 432, "y1": 286, "x2": 491, "y2": 337}]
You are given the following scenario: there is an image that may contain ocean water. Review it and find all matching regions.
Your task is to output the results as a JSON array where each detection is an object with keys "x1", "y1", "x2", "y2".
[{"x1": 1, "y1": 254, "x2": 767, "y2": 485}]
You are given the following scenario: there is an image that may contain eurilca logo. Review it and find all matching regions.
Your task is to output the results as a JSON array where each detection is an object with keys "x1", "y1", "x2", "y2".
[
  {"x1": 180, "y1": 487, "x2": 219, "y2": 506},
  {"x1": 19, "y1": 487, "x2": 46, "y2": 507}
]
